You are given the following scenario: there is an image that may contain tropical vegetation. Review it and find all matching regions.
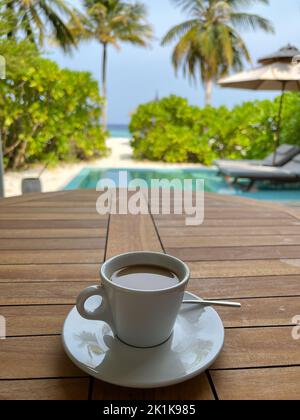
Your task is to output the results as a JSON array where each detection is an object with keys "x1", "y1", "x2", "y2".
[
  {"x1": 69, "y1": 0, "x2": 153, "y2": 129},
  {"x1": 0, "y1": 39, "x2": 107, "y2": 169},
  {"x1": 162, "y1": 0, "x2": 274, "y2": 105},
  {"x1": 0, "y1": 0, "x2": 80, "y2": 51},
  {"x1": 130, "y1": 94, "x2": 300, "y2": 165}
]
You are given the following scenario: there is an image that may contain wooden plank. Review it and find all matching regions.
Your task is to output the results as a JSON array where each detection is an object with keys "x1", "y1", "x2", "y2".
[
  {"x1": 212, "y1": 327, "x2": 300, "y2": 369},
  {"x1": 0, "y1": 336, "x2": 86, "y2": 379},
  {"x1": 0, "y1": 263, "x2": 99, "y2": 283},
  {"x1": 10, "y1": 191, "x2": 99, "y2": 205},
  {"x1": 0, "y1": 191, "x2": 68, "y2": 208},
  {"x1": 160, "y1": 226, "x2": 300, "y2": 237},
  {"x1": 93, "y1": 374, "x2": 214, "y2": 400},
  {"x1": 0, "y1": 249, "x2": 104, "y2": 265},
  {"x1": 163, "y1": 235, "x2": 300, "y2": 248},
  {"x1": 0, "y1": 212, "x2": 105, "y2": 220},
  {"x1": 187, "y1": 276, "x2": 300, "y2": 299},
  {"x1": 106, "y1": 214, "x2": 163, "y2": 258},
  {"x1": 211, "y1": 368, "x2": 300, "y2": 400},
  {"x1": 0, "y1": 220, "x2": 107, "y2": 229},
  {"x1": 1, "y1": 305, "x2": 72, "y2": 336},
  {"x1": 168, "y1": 245, "x2": 300, "y2": 262},
  {"x1": 152, "y1": 209, "x2": 288, "y2": 219},
  {"x1": 155, "y1": 217, "x2": 300, "y2": 227},
  {"x1": 0, "y1": 282, "x2": 93, "y2": 306},
  {"x1": 0, "y1": 238, "x2": 105, "y2": 251},
  {"x1": 93, "y1": 195, "x2": 213, "y2": 400},
  {"x1": 0, "y1": 228, "x2": 107, "y2": 239},
  {"x1": 4, "y1": 297, "x2": 295, "y2": 337},
  {"x1": 0, "y1": 378, "x2": 89, "y2": 400},
  {"x1": 0, "y1": 207, "x2": 103, "y2": 214},
  {"x1": 188, "y1": 260, "x2": 300, "y2": 278},
  {"x1": 15, "y1": 201, "x2": 102, "y2": 208},
  {"x1": 213, "y1": 297, "x2": 300, "y2": 328}
]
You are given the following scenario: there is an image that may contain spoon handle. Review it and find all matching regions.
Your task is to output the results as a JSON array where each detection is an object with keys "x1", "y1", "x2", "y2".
[{"x1": 183, "y1": 300, "x2": 241, "y2": 308}]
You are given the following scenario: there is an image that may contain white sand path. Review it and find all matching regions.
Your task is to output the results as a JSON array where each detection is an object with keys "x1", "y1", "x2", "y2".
[{"x1": 3, "y1": 137, "x2": 201, "y2": 197}]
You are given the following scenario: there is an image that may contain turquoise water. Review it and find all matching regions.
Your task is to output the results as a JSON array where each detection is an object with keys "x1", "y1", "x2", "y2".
[
  {"x1": 65, "y1": 168, "x2": 300, "y2": 203},
  {"x1": 108, "y1": 124, "x2": 130, "y2": 138}
]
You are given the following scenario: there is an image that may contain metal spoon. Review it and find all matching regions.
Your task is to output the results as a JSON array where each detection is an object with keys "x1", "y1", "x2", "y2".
[{"x1": 183, "y1": 299, "x2": 241, "y2": 308}]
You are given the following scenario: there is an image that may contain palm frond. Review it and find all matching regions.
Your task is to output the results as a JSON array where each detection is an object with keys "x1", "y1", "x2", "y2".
[
  {"x1": 230, "y1": 12, "x2": 275, "y2": 32},
  {"x1": 161, "y1": 19, "x2": 199, "y2": 46}
]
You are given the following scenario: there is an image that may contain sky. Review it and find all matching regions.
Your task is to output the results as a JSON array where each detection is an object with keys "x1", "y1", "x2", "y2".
[{"x1": 49, "y1": 0, "x2": 300, "y2": 124}]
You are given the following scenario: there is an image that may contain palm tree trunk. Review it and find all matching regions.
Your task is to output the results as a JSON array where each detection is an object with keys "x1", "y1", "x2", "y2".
[
  {"x1": 204, "y1": 79, "x2": 213, "y2": 106},
  {"x1": 101, "y1": 43, "x2": 108, "y2": 130}
]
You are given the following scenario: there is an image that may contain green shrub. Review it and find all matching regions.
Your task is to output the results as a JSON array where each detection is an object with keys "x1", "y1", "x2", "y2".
[
  {"x1": 0, "y1": 39, "x2": 108, "y2": 169},
  {"x1": 130, "y1": 94, "x2": 300, "y2": 165}
]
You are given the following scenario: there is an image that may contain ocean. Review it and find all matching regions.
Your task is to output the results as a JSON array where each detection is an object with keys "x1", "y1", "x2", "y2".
[{"x1": 108, "y1": 124, "x2": 130, "y2": 138}]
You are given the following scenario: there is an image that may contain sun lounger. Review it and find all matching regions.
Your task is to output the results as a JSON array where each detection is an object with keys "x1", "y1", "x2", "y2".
[
  {"x1": 214, "y1": 144, "x2": 300, "y2": 169},
  {"x1": 219, "y1": 154, "x2": 300, "y2": 191}
]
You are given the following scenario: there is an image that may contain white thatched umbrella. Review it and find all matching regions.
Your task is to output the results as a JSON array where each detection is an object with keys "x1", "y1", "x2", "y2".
[{"x1": 219, "y1": 45, "x2": 300, "y2": 164}]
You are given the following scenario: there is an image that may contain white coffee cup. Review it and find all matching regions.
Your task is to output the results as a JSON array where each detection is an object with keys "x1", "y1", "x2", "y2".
[{"x1": 76, "y1": 252, "x2": 190, "y2": 348}]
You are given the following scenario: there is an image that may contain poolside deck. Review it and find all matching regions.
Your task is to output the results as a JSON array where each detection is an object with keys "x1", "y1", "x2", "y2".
[{"x1": 0, "y1": 189, "x2": 299, "y2": 400}]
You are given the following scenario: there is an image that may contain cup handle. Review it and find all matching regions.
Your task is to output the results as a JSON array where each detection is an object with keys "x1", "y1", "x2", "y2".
[{"x1": 76, "y1": 285, "x2": 116, "y2": 334}]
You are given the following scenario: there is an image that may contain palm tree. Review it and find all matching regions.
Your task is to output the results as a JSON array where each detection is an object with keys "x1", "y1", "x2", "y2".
[
  {"x1": 1, "y1": 0, "x2": 79, "y2": 51},
  {"x1": 162, "y1": 0, "x2": 274, "y2": 106},
  {"x1": 71, "y1": 0, "x2": 152, "y2": 129}
]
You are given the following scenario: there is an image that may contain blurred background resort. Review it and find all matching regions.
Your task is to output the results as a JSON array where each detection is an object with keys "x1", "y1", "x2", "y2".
[{"x1": 1, "y1": 0, "x2": 300, "y2": 201}]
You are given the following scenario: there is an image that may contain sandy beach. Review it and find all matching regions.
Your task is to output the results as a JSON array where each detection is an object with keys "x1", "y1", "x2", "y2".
[{"x1": 4, "y1": 137, "x2": 201, "y2": 197}]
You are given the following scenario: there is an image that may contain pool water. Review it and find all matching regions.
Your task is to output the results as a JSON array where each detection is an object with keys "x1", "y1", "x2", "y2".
[{"x1": 65, "y1": 167, "x2": 300, "y2": 203}]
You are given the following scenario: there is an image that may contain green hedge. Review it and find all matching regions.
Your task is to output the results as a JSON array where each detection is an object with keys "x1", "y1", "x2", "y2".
[
  {"x1": 0, "y1": 40, "x2": 108, "y2": 169},
  {"x1": 130, "y1": 94, "x2": 300, "y2": 165}
]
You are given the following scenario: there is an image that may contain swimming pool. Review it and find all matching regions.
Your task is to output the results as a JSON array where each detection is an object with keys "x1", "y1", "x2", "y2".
[{"x1": 65, "y1": 167, "x2": 300, "y2": 203}]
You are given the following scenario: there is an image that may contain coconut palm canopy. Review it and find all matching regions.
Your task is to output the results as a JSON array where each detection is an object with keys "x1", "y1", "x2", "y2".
[
  {"x1": 162, "y1": 0, "x2": 274, "y2": 105},
  {"x1": 69, "y1": 0, "x2": 153, "y2": 129},
  {"x1": 0, "y1": 0, "x2": 79, "y2": 51}
]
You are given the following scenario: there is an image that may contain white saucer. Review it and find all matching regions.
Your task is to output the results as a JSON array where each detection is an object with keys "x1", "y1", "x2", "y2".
[{"x1": 62, "y1": 292, "x2": 224, "y2": 389}]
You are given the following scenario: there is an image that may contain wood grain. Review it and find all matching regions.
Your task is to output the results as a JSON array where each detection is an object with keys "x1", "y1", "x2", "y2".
[
  {"x1": 0, "y1": 264, "x2": 99, "y2": 283},
  {"x1": 0, "y1": 190, "x2": 299, "y2": 400},
  {"x1": 0, "y1": 379, "x2": 89, "y2": 400},
  {"x1": 106, "y1": 213, "x2": 163, "y2": 258},
  {"x1": 0, "y1": 249, "x2": 104, "y2": 265},
  {"x1": 0, "y1": 238, "x2": 105, "y2": 251},
  {"x1": 213, "y1": 327, "x2": 300, "y2": 369},
  {"x1": 168, "y1": 245, "x2": 300, "y2": 262},
  {"x1": 155, "y1": 217, "x2": 299, "y2": 228},
  {"x1": 0, "y1": 282, "x2": 93, "y2": 306},
  {"x1": 188, "y1": 259, "x2": 300, "y2": 278},
  {"x1": 0, "y1": 219, "x2": 107, "y2": 229},
  {"x1": 214, "y1": 297, "x2": 300, "y2": 328},
  {"x1": 1, "y1": 305, "x2": 73, "y2": 336},
  {"x1": 0, "y1": 228, "x2": 107, "y2": 239},
  {"x1": 187, "y1": 276, "x2": 300, "y2": 299},
  {"x1": 0, "y1": 212, "x2": 106, "y2": 220},
  {"x1": 93, "y1": 374, "x2": 214, "y2": 400},
  {"x1": 160, "y1": 226, "x2": 300, "y2": 237},
  {"x1": 0, "y1": 336, "x2": 86, "y2": 379},
  {"x1": 163, "y1": 235, "x2": 300, "y2": 248},
  {"x1": 211, "y1": 368, "x2": 300, "y2": 400}
]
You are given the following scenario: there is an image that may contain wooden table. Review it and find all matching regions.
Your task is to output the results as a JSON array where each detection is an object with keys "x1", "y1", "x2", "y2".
[{"x1": 0, "y1": 189, "x2": 299, "y2": 400}]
